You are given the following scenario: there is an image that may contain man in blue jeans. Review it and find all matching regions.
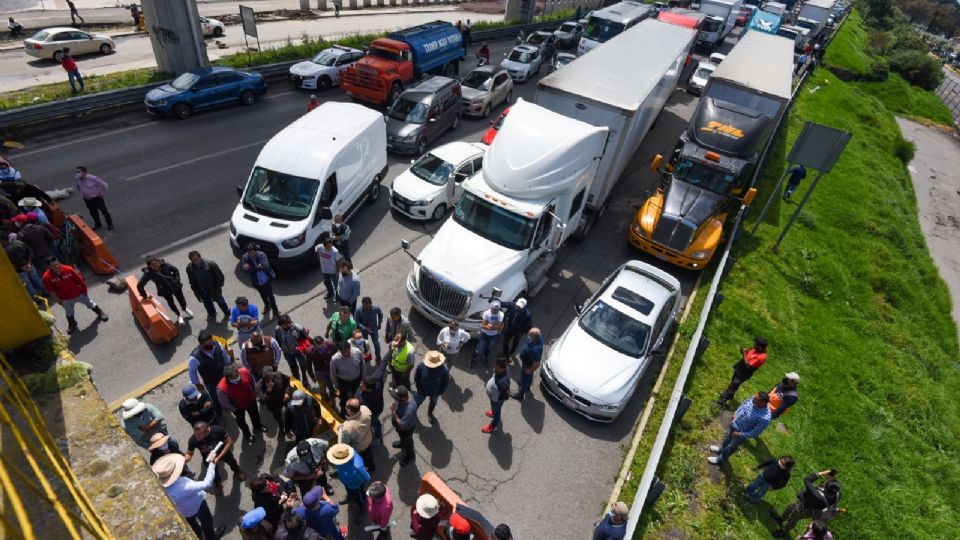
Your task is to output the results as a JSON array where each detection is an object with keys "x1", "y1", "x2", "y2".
[
  {"x1": 483, "y1": 358, "x2": 510, "y2": 434},
  {"x1": 746, "y1": 455, "x2": 794, "y2": 502},
  {"x1": 471, "y1": 300, "x2": 504, "y2": 368},
  {"x1": 511, "y1": 327, "x2": 542, "y2": 401},
  {"x1": 782, "y1": 164, "x2": 807, "y2": 200},
  {"x1": 707, "y1": 392, "x2": 772, "y2": 465}
]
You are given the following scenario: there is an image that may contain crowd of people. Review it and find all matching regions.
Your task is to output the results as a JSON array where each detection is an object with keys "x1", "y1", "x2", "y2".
[{"x1": 706, "y1": 337, "x2": 843, "y2": 539}]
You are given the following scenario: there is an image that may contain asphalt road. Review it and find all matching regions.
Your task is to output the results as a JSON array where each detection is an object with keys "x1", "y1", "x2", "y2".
[
  {"x1": 3, "y1": 30, "x2": 740, "y2": 539},
  {"x1": 0, "y1": 9, "x2": 499, "y2": 92}
]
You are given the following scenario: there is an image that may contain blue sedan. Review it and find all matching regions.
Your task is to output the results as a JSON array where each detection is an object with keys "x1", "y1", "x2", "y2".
[{"x1": 144, "y1": 66, "x2": 267, "y2": 119}]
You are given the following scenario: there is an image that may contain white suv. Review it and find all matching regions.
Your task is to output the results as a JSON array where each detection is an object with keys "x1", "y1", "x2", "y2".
[
  {"x1": 289, "y1": 45, "x2": 364, "y2": 91},
  {"x1": 390, "y1": 141, "x2": 486, "y2": 221}
]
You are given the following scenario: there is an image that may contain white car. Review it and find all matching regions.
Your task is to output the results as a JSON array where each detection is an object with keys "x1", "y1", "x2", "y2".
[
  {"x1": 23, "y1": 27, "x2": 115, "y2": 61},
  {"x1": 199, "y1": 16, "x2": 225, "y2": 37},
  {"x1": 390, "y1": 141, "x2": 486, "y2": 221},
  {"x1": 687, "y1": 61, "x2": 717, "y2": 95},
  {"x1": 501, "y1": 45, "x2": 542, "y2": 82},
  {"x1": 709, "y1": 52, "x2": 726, "y2": 64},
  {"x1": 541, "y1": 260, "x2": 681, "y2": 422},
  {"x1": 550, "y1": 52, "x2": 577, "y2": 72},
  {"x1": 289, "y1": 45, "x2": 364, "y2": 90},
  {"x1": 460, "y1": 65, "x2": 513, "y2": 118}
]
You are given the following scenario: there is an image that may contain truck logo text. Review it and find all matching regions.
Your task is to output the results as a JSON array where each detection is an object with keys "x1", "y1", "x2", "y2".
[
  {"x1": 422, "y1": 33, "x2": 461, "y2": 53},
  {"x1": 700, "y1": 121, "x2": 744, "y2": 139}
]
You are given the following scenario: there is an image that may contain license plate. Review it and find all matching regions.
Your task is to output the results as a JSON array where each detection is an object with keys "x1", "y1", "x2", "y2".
[{"x1": 561, "y1": 396, "x2": 578, "y2": 410}]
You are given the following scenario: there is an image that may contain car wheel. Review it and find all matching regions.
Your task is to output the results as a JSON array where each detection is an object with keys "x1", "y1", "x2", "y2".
[
  {"x1": 173, "y1": 102, "x2": 193, "y2": 120},
  {"x1": 451, "y1": 113, "x2": 460, "y2": 131},
  {"x1": 366, "y1": 175, "x2": 382, "y2": 204},
  {"x1": 431, "y1": 204, "x2": 447, "y2": 221},
  {"x1": 99, "y1": 43, "x2": 113, "y2": 55},
  {"x1": 505, "y1": 89, "x2": 513, "y2": 104},
  {"x1": 417, "y1": 138, "x2": 427, "y2": 156},
  {"x1": 240, "y1": 90, "x2": 256, "y2": 106},
  {"x1": 317, "y1": 76, "x2": 332, "y2": 91},
  {"x1": 53, "y1": 51, "x2": 64, "y2": 63},
  {"x1": 482, "y1": 103, "x2": 491, "y2": 118},
  {"x1": 213, "y1": 27, "x2": 224, "y2": 37}
]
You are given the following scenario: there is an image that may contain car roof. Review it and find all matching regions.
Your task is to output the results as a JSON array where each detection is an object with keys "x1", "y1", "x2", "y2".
[
  {"x1": 428, "y1": 141, "x2": 486, "y2": 164},
  {"x1": 403, "y1": 76, "x2": 456, "y2": 101},
  {"x1": 598, "y1": 262, "x2": 678, "y2": 323},
  {"x1": 325, "y1": 45, "x2": 362, "y2": 55},
  {"x1": 38, "y1": 27, "x2": 85, "y2": 33},
  {"x1": 468, "y1": 65, "x2": 503, "y2": 76}
]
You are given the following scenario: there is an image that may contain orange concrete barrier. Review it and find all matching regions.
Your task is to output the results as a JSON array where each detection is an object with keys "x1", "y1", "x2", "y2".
[
  {"x1": 45, "y1": 200, "x2": 67, "y2": 229},
  {"x1": 68, "y1": 214, "x2": 118, "y2": 275},
  {"x1": 126, "y1": 275, "x2": 178, "y2": 345}
]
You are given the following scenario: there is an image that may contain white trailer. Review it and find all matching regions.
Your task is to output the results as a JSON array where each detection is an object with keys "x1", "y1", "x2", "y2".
[
  {"x1": 697, "y1": 0, "x2": 743, "y2": 49},
  {"x1": 798, "y1": 0, "x2": 836, "y2": 25},
  {"x1": 535, "y1": 18, "x2": 696, "y2": 237}
]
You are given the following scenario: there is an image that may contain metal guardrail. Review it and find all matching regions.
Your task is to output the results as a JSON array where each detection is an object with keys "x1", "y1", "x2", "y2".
[
  {"x1": 623, "y1": 12, "x2": 850, "y2": 537},
  {"x1": 0, "y1": 20, "x2": 564, "y2": 131}
]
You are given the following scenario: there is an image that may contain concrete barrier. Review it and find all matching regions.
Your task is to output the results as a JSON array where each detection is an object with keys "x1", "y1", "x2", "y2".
[
  {"x1": 67, "y1": 214, "x2": 118, "y2": 276},
  {"x1": 125, "y1": 275, "x2": 179, "y2": 345}
]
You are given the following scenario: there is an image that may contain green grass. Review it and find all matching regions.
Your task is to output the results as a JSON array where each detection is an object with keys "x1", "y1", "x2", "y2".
[
  {"x1": 624, "y1": 67, "x2": 960, "y2": 539},
  {"x1": 0, "y1": 68, "x2": 170, "y2": 112},
  {"x1": 854, "y1": 72, "x2": 954, "y2": 125},
  {"x1": 823, "y1": 10, "x2": 872, "y2": 75}
]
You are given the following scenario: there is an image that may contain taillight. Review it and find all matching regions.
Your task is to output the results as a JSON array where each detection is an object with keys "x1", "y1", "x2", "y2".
[{"x1": 33, "y1": 43, "x2": 43, "y2": 50}]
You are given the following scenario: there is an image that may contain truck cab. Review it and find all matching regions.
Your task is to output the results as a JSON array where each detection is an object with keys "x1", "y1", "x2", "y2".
[
  {"x1": 340, "y1": 21, "x2": 464, "y2": 106},
  {"x1": 578, "y1": 1, "x2": 653, "y2": 55},
  {"x1": 403, "y1": 100, "x2": 606, "y2": 334}
]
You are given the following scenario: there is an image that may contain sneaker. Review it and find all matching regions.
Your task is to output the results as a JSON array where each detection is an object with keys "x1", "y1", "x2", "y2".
[
  {"x1": 177, "y1": 315, "x2": 185, "y2": 325},
  {"x1": 391, "y1": 441, "x2": 402, "y2": 449},
  {"x1": 92, "y1": 224, "x2": 102, "y2": 230},
  {"x1": 259, "y1": 425, "x2": 268, "y2": 433},
  {"x1": 184, "y1": 308, "x2": 194, "y2": 318},
  {"x1": 237, "y1": 471, "x2": 246, "y2": 482},
  {"x1": 97, "y1": 312, "x2": 109, "y2": 322},
  {"x1": 428, "y1": 414, "x2": 438, "y2": 424},
  {"x1": 485, "y1": 410, "x2": 494, "y2": 418},
  {"x1": 325, "y1": 485, "x2": 335, "y2": 496},
  {"x1": 214, "y1": 525, "x2": 226, "y2": 539},
  {"x1": 708, "y1": 445, "x2": 721, "y2": 454},
  {"x1": 510, "y1": 393, "x2": 524, "y2": 401},
  {"x1": 206, "y1": 314, "x2": 216, "y2": 321},
  {"x1": 482, "y1": 424, "x2": 497, "y2": 434},
  {"x1": 707, "y1": 456, "x2": 722, "y2": 465}
]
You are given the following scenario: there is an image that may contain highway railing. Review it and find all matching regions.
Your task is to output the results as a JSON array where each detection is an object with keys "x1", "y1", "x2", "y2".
[
  {"x1": 0, "y1": 20, "x2": 564, "y2": 131},
  {"x1": 623, "y1": 13, "x2": 850, "y2": 538}
]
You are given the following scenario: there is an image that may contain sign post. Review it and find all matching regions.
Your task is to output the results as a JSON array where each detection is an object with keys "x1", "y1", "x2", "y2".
[{"x1": 239, "y1": 5, "x2": 260, "y2": 52}]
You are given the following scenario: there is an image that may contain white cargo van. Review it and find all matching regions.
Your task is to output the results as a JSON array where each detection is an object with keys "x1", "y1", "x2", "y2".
[{"x1": 230, "y1": 102, "x2": 388, "y2": 266}]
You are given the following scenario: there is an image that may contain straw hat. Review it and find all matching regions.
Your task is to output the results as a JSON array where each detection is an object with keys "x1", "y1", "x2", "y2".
[
  {"x1": 423, "y1": 350, "x2": 446, "y2": 368},
  {"x1": 151, "y1": 453, "x2": 186, "y2": 487},
  {"x1": 121, "y1": 398, "x2": 146, "y2": 419},
  {"x1": 147, "y1": 432, "x2": 170, "y2": 451},
  {"x1": 415, "y1": 493, "x2": 440, "y2": 518},
  {"x1": 326, "y1": 443, "x2": 355, "y2": 466}
]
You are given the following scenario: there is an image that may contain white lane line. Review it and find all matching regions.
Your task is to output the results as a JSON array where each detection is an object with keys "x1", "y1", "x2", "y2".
[
  {"x1": 139, "y1": 221, "x2": 230, "y2": 259},
  {"x1": 123, "y1": 138, "x2": 267, "y2": 182}
]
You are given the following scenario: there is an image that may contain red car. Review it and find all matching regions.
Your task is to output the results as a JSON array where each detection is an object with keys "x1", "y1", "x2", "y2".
[
  {"x1": 736, "y1": 7, "x2": 754, "y2": 26},
  {"x1": 482, "y1": 105, "x2": 512, "y2": 145}
]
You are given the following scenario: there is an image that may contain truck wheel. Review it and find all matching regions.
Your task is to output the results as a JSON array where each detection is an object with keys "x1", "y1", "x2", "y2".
[
  {"x1": 317, "y1": 76, "x2": 332, "y2": 91},
  {"x1": 444, "y1": 62, "x2": 458, "y2": 78},
  {"x1": 387, "y1": 83, "x2": 402, "y2": 106},
  {"x1": 571, "y1": 213, "x2": 594, "y2": 241},
  {"x1": 366, "y1": 174, "x2": 382, "y2": 204}
]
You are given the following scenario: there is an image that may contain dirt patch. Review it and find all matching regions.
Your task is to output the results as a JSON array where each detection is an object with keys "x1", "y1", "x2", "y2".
[{"x1": 661, "y1": 527, "x2": 690, "y2": 540}]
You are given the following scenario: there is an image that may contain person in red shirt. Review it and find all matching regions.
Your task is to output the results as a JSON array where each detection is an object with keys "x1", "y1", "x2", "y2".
[
  {"x1": 41, "y1": 258, "x2": 108, "y2": 334},
  {"x1": 60, "y1": 48, "x2": 84, "y2": 94},
  {"x1": 716, "y1": 337, "x2": 767, "y2": 406},
  {"x1": 216, "y1": 363, "x2": 265, "y2": 442},
  {"x1": 306, "y1": 95, "x2": 320, "y2": 113}
]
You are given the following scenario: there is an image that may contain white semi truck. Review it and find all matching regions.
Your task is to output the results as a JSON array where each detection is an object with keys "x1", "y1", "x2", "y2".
[
  {"x1": 402, "y1": 19, "x2": 696, "y2": 333},
  {"x1": 697, "y1": 0, "x2": 743, "y2": 50}
]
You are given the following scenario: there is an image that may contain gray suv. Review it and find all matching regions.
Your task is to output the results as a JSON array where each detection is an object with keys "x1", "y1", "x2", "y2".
[{"x1": 386, "y1": 76, "x2": 463, "y2": 155}]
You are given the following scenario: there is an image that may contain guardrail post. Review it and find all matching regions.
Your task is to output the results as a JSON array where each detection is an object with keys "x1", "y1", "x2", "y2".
[
  {"x1": 645, "y1": 476, "x2": 666, "y2": 507},
  {"x1": 712, "y1": 292, "x2": 724, "y2": 308},
  {"x1": 675, "y1": 395, "x2": 693, "y2": 423},
  {"x1": 695, "y1": 337, "x2": 709, "y2": 359}
]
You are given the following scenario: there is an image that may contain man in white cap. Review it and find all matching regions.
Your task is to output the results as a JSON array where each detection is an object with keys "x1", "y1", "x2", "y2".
[
  {"x1": 120, "y1": 398, "x2": 169, "y2": 449},
  {"x1": 410, "y1": 493, "x2": 441, "y2": 539},
  {"x1": 152, "y1": 450, "x2": 225, "y2": 539},
  {"x1": 592, "y1": 501, "x2": 628, "y2": 539},
  {"x1": 768, "y1": 372, "x2": 800, "y2": 419},
  {"x1": 500, "y1": 298, "x2": 533, "y2": 359},
  {"x1": 413, "y1": 350, "x2": 450, "y2": 423},
  {"x1": 471, "y1": 300, "x2": 504, "y2": 368}
]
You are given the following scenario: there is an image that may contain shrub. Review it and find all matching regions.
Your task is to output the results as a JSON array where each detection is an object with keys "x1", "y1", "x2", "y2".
[
  {"x1": 893, "y1": 133, "x2": 916, "y2": 165},
  {"x1": 886, "y1": 24, "x2": 927, "y2": 55},
  {"x1": 867, "y1": 29, "x2": 889, "y2": 55},
  {"x1": 864, "y1": 58, "x2": 890, "y2": 81},
  {"x1": 888, "y1": 50, "x2": 944, "y2": 90}
]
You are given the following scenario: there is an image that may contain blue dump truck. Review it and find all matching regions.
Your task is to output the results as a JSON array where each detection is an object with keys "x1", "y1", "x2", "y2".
[{"x1": 341, "y1": 21, "x2": 465, "y2": 106}]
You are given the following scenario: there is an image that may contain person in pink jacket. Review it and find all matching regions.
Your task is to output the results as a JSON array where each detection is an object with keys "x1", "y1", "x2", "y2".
[{"x1": 366, "y1": 481, "x2": 392, "y2": 539}]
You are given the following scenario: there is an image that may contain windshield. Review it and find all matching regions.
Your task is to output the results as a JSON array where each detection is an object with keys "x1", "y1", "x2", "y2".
[
  {"x1": 672, "y1": 158, "x2": 735, "y2": 194},
  {"x1": 388, "y1": 98, "x2": 428, "y2": 124},
  {"x1": 507, "y1": 49, "x2": 534, "y2": 63},
  {"x1": 311, "y1": 51, "x2": 338, "y2": 66},
  {"x1": 583, "y1": 17, "x2": 625, "y2": 43},
  {"x1": 796, "y1": 20, "x2": 817, "y2": 30},
  {"x1": 579, "y1": 300, "x2": 651, "y2": 358},
  {"x1": 410, "y1": 154, "x2": 454, "y2": 186},
  {"x1": 171, "y1": 72, "x2": 201, "y2": 90},
  {"x1": 777, "y1": 28, "x2": 798, "y2": 39},
  {"x1": 32, "y1": 30, "x2": 50, "y2": 41},
  {"x1": 461, "y1": 71, "x2": 492, "y2": 90},
  {"x1": 242, "y1": 166, "x2": 320, "y2": 220},
  {"x1": 557, "y1": 56, "x2": 574, "y2": 66},
  {"x1": 526, "y1": 33, "x2": 547, "y2": 45},
  {"x1": 694, "y1": 66, "x2": 715, "y2": 80},
  {"x1": 560, "y1": 22, "x2": 577, "y2": 32},
  {"x1": 368, "y1": 47, "x2": 401, "y2": 62},
  {"x1": 702, "y1": 18, "x2": 723, "y2": 32},
  {"x1": 453, "y1": 191, "x2": 536, "y2": 251}
]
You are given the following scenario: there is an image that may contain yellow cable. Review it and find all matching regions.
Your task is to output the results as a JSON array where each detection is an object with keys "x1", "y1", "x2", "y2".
[{"x1": 0, "y1": 437, "x2": 33, "y2": 540}]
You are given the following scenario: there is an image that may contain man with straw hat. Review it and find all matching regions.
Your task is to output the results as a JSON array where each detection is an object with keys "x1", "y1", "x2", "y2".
[
  {"x1": 410, "y1": 493, "x2": 441, "y2": 539},
  {"x1": 120, "y1": 398, "x2": 168, "y2": 449},
  {"x1": 327, "y1": 442, "x2": 370, "y2": 521},
  {"x1": 147, "y1": 432, "x2": 190, "y2": 475},
  {"x1": 152, "y1": 450, "x2": 225, "y2": 539},
  {"x1": 413, "y1": 350, "x2": 450, "y2": 423}
]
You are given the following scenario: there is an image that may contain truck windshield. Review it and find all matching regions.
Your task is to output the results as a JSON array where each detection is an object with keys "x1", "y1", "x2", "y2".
[
  {"x1": 242, "y1": 166, "x2": 320, "y2": 221},
  {"x1": 796, "y1": 20, "x2": 817, "y2": 30},
  {"x1": 777, "y1": 28, "x2": 798, "y2": 39},
  {"x1": 453, "y1": 192, "x2": 537, "y2": 251},
  {"x1": 582, "y1": 18, "x2": 625, "y2": 43},
  {"x1": 672, "y1": 158, "x2": 736, "y2": 194},
  {"x1": 368, "y1": 47, "x2": 402, "y2": 62},
  {"x1": 702, "y1": 18, "x2": 723, "y2": 32},
  {"x1": 411, "y1": 154, "x2": 455, "y2": 186},
  {"x1": 388, "y1": 98, "x2": 428, "y2": 124}
]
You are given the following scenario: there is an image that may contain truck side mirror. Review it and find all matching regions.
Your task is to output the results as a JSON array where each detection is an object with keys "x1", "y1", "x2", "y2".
[
  {"x1": 319, "y1": 207, "x2": 333, "y2": 220},
  {"x1": 401, "y1": 239, "x2": 411, "y2": 250},
  {"x1": 651, "y1": 154, "x2": 663, "y2": 172},
  {"x1": 491, "y1": 287, "x2": 502, "y2": 299},
  {"x1": 742, "y1": 187, "x2": 758, "y2": 206},
  {"x1": 236, "y1": 186, "x2": 243, "y2": 197}
]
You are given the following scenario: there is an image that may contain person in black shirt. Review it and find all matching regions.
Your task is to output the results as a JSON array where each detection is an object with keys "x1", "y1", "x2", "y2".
[
  {"x1": 258, "y1": 367, "x2": 291, "y2": 437},
  {"x1": 178, "y1": 383, "x2": 219, "y2": 428},
  {"x1": 137, "y1": 256, "x2": 194, "y2": 325},
  {"x1": 185, "y1": 421, "x2": 245, "y2": 495},
  {"x1": 248, "y1": 474, "x2": 285, "y2": 529},
  {"x1": 771, "y1": 469, "x2": 842, "y2": 537},
  {"x1": 357, "y1": 362, "x2": 386, "y2": 443},
  {"x1": 745, "y1": 455, "x2": 794, "y2": 502}
]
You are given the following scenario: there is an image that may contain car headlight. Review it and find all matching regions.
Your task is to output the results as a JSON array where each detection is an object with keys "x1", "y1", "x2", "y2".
[
  {"x1": 401, "y1": 134, "x2": 418, "y2": 143},
  {"x1": 632, "y1": 221, "x2": 647, "y2": 238},
  {"x1": 472, "y1": 98, "x2": 485, "y2": 105},
  {"x1": 596, "y1": 401, "x2": 622, "y2": 411},
  {"x1": 281, "y1": 232, "x2": 306, "y2": 248},
  {"x1": 690, "y1": 249, "x2": 711, "y2": 259},
  {"x1": 410, "y1": 199, "x2": 431, "y2": 206},
  {"x1": 154, "y1": 99, "x2": 167, "y2": 106}
]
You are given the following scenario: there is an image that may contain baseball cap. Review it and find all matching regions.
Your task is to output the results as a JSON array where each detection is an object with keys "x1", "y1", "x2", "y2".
[
  {"x1": 240, "y1": 507, "x2": 266, "y2": 529},
  {"x1": 784, "y1": 372, "x2": 800, "y2": 382},
  {"x1": 515, "y1": 298, "x2": 527, "y2": 309},
  {"x1": 490, "y1": 300, "x2": 501, "y2": 309},
  {"x1": 182, "y1": 384, "x2": 201, "y2": 400},
  {"x1": 289, "y1": 390, "x2": 305, "y2": 407},
  {"x1": 390, "y1": 385, "x2": 409, "y2": 400},
  {"x1": 450, "y1": 513, "x2": 471, "y2": 534},
  {"x1": 303, "y1": 486, "x2": 324, "y2": 507}
]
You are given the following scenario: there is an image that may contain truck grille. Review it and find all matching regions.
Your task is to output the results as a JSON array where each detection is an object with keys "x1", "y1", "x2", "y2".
[
  {"x1": 344, "y1": 65, "x2": 385, "y2": 90},
  {"x1": 418, "y1": 267, "x2": 470, "y2": 318},
  {"x1": 651, "y1": 215, "x2": 696, "y2": 253},
  {"x1": 236, "y1": 235, "x2": 279, "y2": 258}
]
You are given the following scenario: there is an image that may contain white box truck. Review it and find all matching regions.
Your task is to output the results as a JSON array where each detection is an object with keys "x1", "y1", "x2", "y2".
[
  {"x1": 402, "y1": 19, "x2": 695, "y2": 334},
  {"x1": 577, "y1": 0, "x2": 653, "y2": 56},
  {"x1": 697, "y1": 0, "x2": 743, "y2": 50},
  {"x1": 230, "y1": 102, "x2": 388, "y2": 266}
]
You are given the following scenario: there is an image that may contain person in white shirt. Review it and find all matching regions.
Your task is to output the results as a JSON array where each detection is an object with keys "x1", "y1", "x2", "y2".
[
  {"x1": 437, "y1": 320, "x2": 471, "y2": 365},
  {"x1": 470, "y1": 301, "x2": 504, "y2": 369},
  {"x1": 153, "y1": 450, "x2": 225, "y2": 539}
]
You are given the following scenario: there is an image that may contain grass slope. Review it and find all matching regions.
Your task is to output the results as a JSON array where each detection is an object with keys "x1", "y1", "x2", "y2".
[
  {"x1": 823, "y1": 10, "x2": 872, "y2": 75},
  {"x1": 854, "y1": 73, "x2": 954, "y2": 125},
  {"x1": 631, "y1": 68, "x2": 960, "y2": 539}
]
